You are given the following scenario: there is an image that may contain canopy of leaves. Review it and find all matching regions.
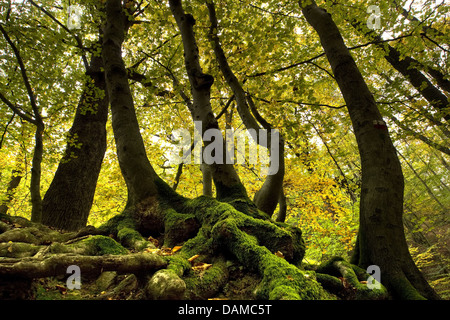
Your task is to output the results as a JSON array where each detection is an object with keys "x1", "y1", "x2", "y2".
[{"x1": 0, "y1": 0, "x2": 448, "y2": 298}]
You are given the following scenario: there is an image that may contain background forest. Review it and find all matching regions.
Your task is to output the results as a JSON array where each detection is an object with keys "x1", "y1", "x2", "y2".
[{"x1": 0, "y1": 0, "x2": 448, "y2": 299}]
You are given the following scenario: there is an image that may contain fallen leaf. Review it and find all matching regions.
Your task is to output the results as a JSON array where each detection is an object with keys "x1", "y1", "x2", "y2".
[
  {"x1": 160, "y1": 247, "x2": 173, "y2": 256},
  {"x1": 144, "y1": 248, "x2": 160, "y2": 254},
  {"x1": 274, "y1": 251, "x2": 285, "y2": 259},
  {"x1": 192, "y1": 263, "x2": 212, "y2": 271},
  {"x1": 147, "y1": 236, "x2": 159, "y2": 247}
]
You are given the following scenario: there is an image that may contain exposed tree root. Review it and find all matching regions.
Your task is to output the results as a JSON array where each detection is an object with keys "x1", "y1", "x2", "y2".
[
  {"x1": 0, "y1": 252, "x2": 167, "y2": 278},
  {"x1": 0, "y1": 197, "x2": 417, "y2": 300},
  {"x1": 315, "y1": 257, "x2": 388, "y2": 300}
]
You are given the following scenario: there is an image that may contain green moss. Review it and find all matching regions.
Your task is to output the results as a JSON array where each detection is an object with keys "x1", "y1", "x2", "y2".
[
  {"x1": 99, "y1": 210, "x2": 150, "y2": 251},
  {"x1": 162, "y1": 208, "x2": 200, "y2": 247},
  {"x1": 179, "y1": 195, "x2": 326, "y2": 300},
  {"x1": 213, "y1": 181, "x2": 249, "y2": 203},
  {"x1": 316, "y1": 258, "x2": 389, "y2": 300},
  {"x1": 165, "y1": 254, "x2": 192, "y2": 277},
  {"x1": 212, "y1": 218, "x2": 326, "y2": 300},
  {"x1": 81, "y1": 235, "x2": 128, "y2": 256},
  {"x1": 316, "y1": 256, "x2": 345, "y2": 277},
  {"x1": 0, "y1": 242, "x2": 41, "y2": 258},
  {"x1": 184, "y1": 261, "x2": 228, "y2": 299},
  {"x1": 269, "y1": 285, "x2": 301, "y2": 300},
  {"x1": 390, "y1": 277, "x2": 426, "y2": 300},
  {"x1": 117, "y1": 227, "x2": 148, "y2": 251}
]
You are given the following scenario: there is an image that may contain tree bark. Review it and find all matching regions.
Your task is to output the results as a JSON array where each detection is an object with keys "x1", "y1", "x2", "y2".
[
  {"x1": 0, "y1": 23, "x2": 45, "y2": 223},
  {"x1": 206, "y1": 0, "x2": 285, "y2": 215},
  {"x1": 350, "y1": 20, "x2": 449, "y2": 123},
  {"x1": 0, "y1": 252, "x2": 167, "y2": 278},
  {"x1": 40, "y1": 54, "x2": 109, "y2": 231},
  {"x1": 299, "y1": 0, "x2": 440, "y2": 299},
  {"x1": 0, "y1": 169, "x2": 22, "y2": 215}
]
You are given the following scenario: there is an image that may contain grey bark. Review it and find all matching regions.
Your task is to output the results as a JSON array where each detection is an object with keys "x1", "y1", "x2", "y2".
[
  {"x1": 206, "y1": 0, "x2": 285, "y2": 214},
  {"x1": 102, "y1": 0, "x2": 160, "y2": 206}
]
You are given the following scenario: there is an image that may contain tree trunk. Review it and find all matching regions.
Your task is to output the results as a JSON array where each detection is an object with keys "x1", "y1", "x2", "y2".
[
  {"x1": 102, "y1": 0, "x2": 161, "y2": 207},
  {"x1": 169, "y1": 0, "x2": 247, "y2": 201},
  {"x1": 201, "y1": 163, "x2": 213, "y2": 196},
  {"x1": 29, "y1": 124, "x2": 43, "y2": 223},
  {"x1": 350, "y1": 19, "x2": 449, "y2": 123},
  {"x1": 0, "y1": 169, "x2": 22, "y2": 215},
  {"x1": 206, "y1": 1, "x2": 285, "y2": 214},
  {"x1": 299, "y1": 0, "x2": 440, "y2": 300},
  {"x1": 40, "y1": 54, "x2": 109, "y2": 231}
]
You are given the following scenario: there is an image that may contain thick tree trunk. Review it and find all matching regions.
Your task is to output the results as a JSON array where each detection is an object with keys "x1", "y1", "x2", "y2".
[
  {"x1": 200, "y1": 163, "x2": 213, "y2": 196},
  {"x1": 299, "y1": 0, "x2": 440, "y2": 299},
  {"x1": 101, "y1": 0, "x2": 186, "y2": 242},
  {"x1": 40, "y1": 55, "x2": 109, "y2": 231},
  {"x1": 102, "y1": 0, "x2": 160, "y2": 207}
]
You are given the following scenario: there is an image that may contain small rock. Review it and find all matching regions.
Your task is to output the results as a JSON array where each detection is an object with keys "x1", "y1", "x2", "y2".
[
  {"x1": 113, "y1": 274, "x2": 138, "y2": 297},
  {"x1": 146, "y1": 269, "x2": 186, "y2": 300},
  {"x1": 96, "y1": 271, "x2": 118, "y2": 292}
]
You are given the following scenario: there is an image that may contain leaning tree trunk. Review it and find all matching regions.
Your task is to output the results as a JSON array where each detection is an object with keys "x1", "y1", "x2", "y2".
[
  {"x1": 169, "y1": 0, "x2": 248, "y2": 201},
  {"x1": 299, "y1": 0, "x2": 440, "y2": 300},
  {"x1": 349, "y1": 19, "x2": 449, "y2": 123},
  {"x1": 101, "y1": 0, "x2": 189, "y2": 247},
  {"x1": 102, "y1": 0, "x2": 161, "y2": 207},
  {"x1": 0, "y1": 169, "x2": 22, "y2": 215},
  {"x1": 206, "y1": 0, "x2": 285, "y2": 215},
  {"x1": 40, "y1": 54, "x2": 109, "y2": 231}
]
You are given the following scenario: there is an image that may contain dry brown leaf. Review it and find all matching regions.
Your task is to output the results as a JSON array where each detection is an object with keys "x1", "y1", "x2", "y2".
[
  {"x1": 147, "y1": 236, "x2": 159, "y2": 247},
  {"x1": 192, "y1": 263, "x2": 212, "y2": 271},
  {"x1": 160, "y1": 247, "x2": 173, "y2": 256}
]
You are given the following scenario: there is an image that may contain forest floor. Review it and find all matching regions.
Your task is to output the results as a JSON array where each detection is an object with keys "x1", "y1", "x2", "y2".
[{"x1": 1, "y1": 212, "x2": 448, "y2": 300}]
